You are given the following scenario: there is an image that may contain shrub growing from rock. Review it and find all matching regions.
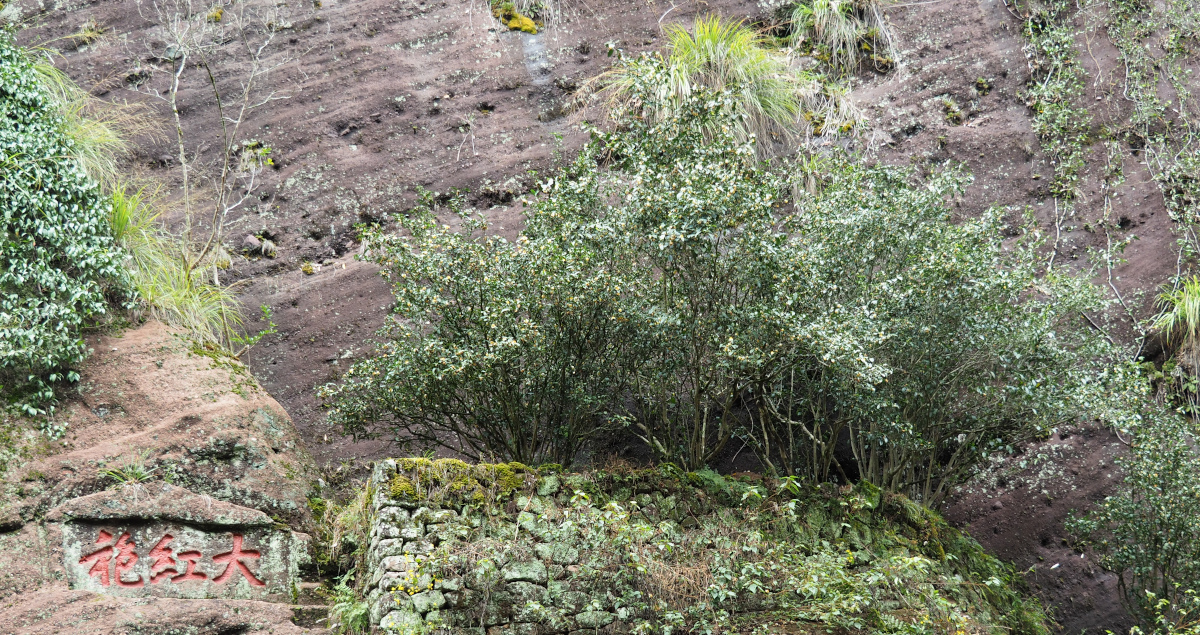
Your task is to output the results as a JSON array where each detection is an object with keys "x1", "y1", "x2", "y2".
[
  {"x1": 326, "y1": 59, "x2": 1118, "y2": 502},
  {"x1": 0, "y1": 33, "x2": 129, "y2": 414}
]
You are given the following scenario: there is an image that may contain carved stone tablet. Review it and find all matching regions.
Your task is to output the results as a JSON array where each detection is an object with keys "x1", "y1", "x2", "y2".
[{"x1": 50, "y1": 483, "x2": 307, "y2": 602}]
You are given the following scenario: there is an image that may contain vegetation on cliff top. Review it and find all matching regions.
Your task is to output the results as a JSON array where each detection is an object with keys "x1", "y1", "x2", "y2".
[{"x1": 323, "y1": 56, "x2": 1125, "y2": 508}]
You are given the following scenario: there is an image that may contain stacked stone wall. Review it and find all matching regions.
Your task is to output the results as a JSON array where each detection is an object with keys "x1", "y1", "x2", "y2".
[{"x1": 366, "y1": 459, "x2": 654, "y2": 635}]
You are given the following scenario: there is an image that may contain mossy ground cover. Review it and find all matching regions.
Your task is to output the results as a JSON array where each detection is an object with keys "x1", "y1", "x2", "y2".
[{"x1": 349, "y1": 459, "x2": 1050, "y2": 634}]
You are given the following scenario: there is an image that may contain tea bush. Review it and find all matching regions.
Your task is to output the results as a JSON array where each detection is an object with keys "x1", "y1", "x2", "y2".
[
  {"x1": 326, "y1": 58, "x2": 1118, "y2": 503},
  {"x1": 1069, "y1": 406, "x2": 1200, "y2": 626},
  {"x1": 0, "y1": 32, "x2": 129, "y2": 414}
]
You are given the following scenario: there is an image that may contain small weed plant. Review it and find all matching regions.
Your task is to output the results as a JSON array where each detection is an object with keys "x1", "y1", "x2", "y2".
[{"x1": 100, "y1": 450, "x2": 158, "y2": 485}]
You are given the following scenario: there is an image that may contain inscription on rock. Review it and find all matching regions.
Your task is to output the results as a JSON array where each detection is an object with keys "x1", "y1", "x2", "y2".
[
  {"x1": 64, "y1": 523, "x2": 294, "y2": 599},
  {"x1": 51, "y1": 482, "x2": 308, "y2": 602}
]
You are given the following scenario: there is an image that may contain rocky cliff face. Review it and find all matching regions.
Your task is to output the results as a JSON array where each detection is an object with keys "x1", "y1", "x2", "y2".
[
  {"x1": 9, "y1": 0, "x2": 1192, "y2": 624},
  {"x1": 0, "y1": 321, "x2": 326, "y2": 634}
]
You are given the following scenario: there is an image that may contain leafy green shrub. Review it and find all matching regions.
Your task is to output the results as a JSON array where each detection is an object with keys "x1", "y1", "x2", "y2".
[
  {"x1": 321, "y1": 186, "x2": 633, "y2": 465},
  {"x1": 328, "y1": 62, "x2": 1111, "y2": 501},
  {"x1": 760, "y1": 157, "x2": 1111, "y2": 504},
  {"x1": 1069, "y1": 408, "x2": 1200, "y2": 626},
  {"x1": 0, "y1": 32, "x2": 130, "y2": 413}
]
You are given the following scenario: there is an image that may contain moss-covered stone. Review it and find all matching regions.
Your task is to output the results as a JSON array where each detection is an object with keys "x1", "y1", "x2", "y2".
[
  {"x1": 364, "y1": 458, "x2": 1050, "y2": 633},
  {"x1": 502, "y1": 560, "x2": 547, "y2": 585},
  {"x1": 576, "y1": 610, "x2": 615, "y2": 629},
  {"x1": 411, "y1": 589, "x2": 446, "y2": 613}
]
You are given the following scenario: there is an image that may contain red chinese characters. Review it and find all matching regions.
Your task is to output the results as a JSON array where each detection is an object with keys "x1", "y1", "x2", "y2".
[
  {"x1": 80, "y1": 530, "x2": 265, "y2": 588},
  {"x1": 212, "y1": 533, "x2": 266, "y2": 587}
]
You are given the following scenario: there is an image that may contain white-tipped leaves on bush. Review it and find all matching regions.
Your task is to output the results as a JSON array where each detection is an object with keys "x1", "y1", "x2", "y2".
[
  {"x1": 0, "y1": 33, "x2": 131, "y2": 414},
  {"x1": 325, "y1": 69, "x2": 1117, "y2": 504}
]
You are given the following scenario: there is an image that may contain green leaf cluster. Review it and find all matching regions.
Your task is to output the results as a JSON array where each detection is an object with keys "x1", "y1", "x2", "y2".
[
  {"x1": 0, "y1": 31, "x2": 130, "y2": 413},
  {"x1": 325, "y1": 58, "x2": 1115, "y2": 503},
  {"x1": 1069, "y1": 406, "x2": 1200, "y2": 627}
]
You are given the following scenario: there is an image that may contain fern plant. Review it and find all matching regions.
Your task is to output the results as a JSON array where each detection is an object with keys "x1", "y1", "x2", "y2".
[{"x1": 327, "y1": 572, "x2": 371, "y2": 634}]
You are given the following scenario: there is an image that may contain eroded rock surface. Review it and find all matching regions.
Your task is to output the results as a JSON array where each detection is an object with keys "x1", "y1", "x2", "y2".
[{"x1": 0, "y1": 321, "x2": 325, "y2": 634}]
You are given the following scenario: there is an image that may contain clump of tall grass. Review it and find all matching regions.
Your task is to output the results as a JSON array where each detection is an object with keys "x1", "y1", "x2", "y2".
[
  {"x1": 598, "y1": 17, "x2": 816, "y2": 152},
  {"x1": 1156, "y1": 276, "x2": 1200, "y2": 355},
  {"x1": 596, "y1": 16, "x2": 859, "y2": 152},
  {"x1": 31, "y1": 56, "x2": 155, "y2": 187},
  {"x1": 314, "y1": 480, "x2": 376, "y2": 586},
  {"x1": 109, "y1": 185, "x2": 244, "y2": 347},
  {"x1": 788, "y1": 0, "x2": 892, "y2": 75},
  {"x1": 37, "y1": 45, "x2": 255, "y2": 355}
]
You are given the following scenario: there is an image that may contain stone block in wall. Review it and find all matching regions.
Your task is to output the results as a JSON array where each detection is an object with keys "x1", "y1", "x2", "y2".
[
  {"x1": 381, "y1": 609, "x2": 424, "y2": 631},
  {"x1": 548, "y1": 580, "x2": 590, "y2": 613},
  {"x1": 575, "y1": 611, "x2": 616, "y2": 629},
  {"x1": 451, "y1": 588, "x2": 482, "y2": 611},
  {"x1": 49, "y1": 483, "x2": 306, "y2": 603},
  {"x1": 373, "y1": 523, "x2": 404, "y2": 543},
  {"x1": 378, "y1": 574, "x2": 418, "y2": 606},
  {"x1": 533, "y1": 542, "x2": 579, "y2": 565},
  {"x1": 482, "y1": 588, "x2": 515, "y2": 626},
  {"x1": 403, "y1": 539, "x2": 436, "y2": 555},
  {"x1": 488, "y1": 623, "x2": 539, "y2": 635},
  {"x1": 537, "y1": 475, "x2": 561, "y2": 496},
  {"x1": 423, "y1": 508, "x2": 459, "y2": 524},
  {"x1": 371, "y1": 538, "x2": 409, "y2": 567},
  {"x1": 503, "y1": 560, "x2": 548, "y2": 584},
  {"x1": 428, "y1": 522, "x2": 473, "y2": 545},
  {"x1": 399, "y1": 524, "x2": 426, "y2": 540},
  {"x1": 507, "y1": 581, "x2": 550, "y2": 622},
  {"x1": 378, "y1": 506, "x2": 412, "y2": 525},
  {"x1": 516, "y1": 495, "x2": 552, "y2": 515},
  {"x1": 412, "y1": 588, "x2": 447, "y2": 613},
  {"x1": 539, "y1": 612, "x2": 575, "y2": 635}
]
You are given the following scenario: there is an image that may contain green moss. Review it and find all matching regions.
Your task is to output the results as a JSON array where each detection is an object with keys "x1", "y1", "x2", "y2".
[
  {"x1": 507, "y1": 13, "x2": 537, "y2": 33},
  {"x1": 397, "y1": 457, "x2": 433, "y2": 472},
  {"x1": 307, "y1": 495, "x2": 328, "y2": 517},
  {"x1": 390, "y1": 474, "x2": 416, "y2": 499},
  {"x1": 434, "y1": 458, "x2": 471, "y2": 472}
]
